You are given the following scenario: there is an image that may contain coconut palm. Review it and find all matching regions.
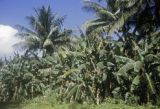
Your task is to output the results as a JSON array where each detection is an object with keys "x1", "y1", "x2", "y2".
[
  {"x1": 15, "y1": 6, "x2": 72, "y2": 56},
  {"x1": 84, "y1": 0, "x2": 160, "y2": 37},
  {"x1": 83, "y1": 0, "x2": 144, "y2": 35}
]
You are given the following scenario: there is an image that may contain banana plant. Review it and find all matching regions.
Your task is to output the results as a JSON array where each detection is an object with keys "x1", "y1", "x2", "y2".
[
  {"x1": 47, "y1": 36, "x2": 118, "y2": 104},
  {"x1": 115, "y1": 36, "x2": 160, "y2": 104},
  {"x1": 0, "y1": 55, "x2": 49, "y2": 101}
]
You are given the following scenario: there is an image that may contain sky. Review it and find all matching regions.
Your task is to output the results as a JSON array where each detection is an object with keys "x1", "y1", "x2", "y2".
[
  {"x1": 0, "y1": 0, "x2": 95, "y2": 57},
  {"x1": 0, "y1": 0, "x2": 94, "y2": 29}
]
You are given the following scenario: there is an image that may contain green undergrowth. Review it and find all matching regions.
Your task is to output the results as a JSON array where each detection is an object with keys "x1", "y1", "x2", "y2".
[
  {"x1": 1, "y1": 95, "x2": 159, "y2": 109},
  {"x1": 20, "y1": 102, "x2": 158, "y2": 109}
]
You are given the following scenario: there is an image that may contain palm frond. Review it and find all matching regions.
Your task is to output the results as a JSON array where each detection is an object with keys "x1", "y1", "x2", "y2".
[
  {"x1": 47, "y1": 26, "x2": 58, "y2": 38},
  {"x1": 16, "y1": 25, "x2": 37, "y2": 36}
]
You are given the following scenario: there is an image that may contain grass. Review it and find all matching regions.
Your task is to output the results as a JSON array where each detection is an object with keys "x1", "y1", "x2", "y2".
[
  {"x1": 1, "y1": 93, "x2": 159, "y2": 109},
  {"x1": 19, "y1": 102, "x2": 153, "y2": 109},
  {"x1": 2, "y1": 101, "x2": 158, "y2": 109}
]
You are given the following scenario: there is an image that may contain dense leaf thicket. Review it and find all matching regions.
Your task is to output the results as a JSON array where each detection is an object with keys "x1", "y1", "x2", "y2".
[{"x1": 0, "y1": 0, "x2": 160, "y2": 106}]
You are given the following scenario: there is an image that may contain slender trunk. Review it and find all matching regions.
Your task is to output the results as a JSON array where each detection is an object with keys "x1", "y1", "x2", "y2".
[
  {"x1": 13, "y1": 86, "x2": 18, "y2": 101},
  {"x1": 31, "y1": 84, "x2": 33, "y2": 99},
  {"x1": 96, "y1": 88, "x2": 100, "y2": 105}
]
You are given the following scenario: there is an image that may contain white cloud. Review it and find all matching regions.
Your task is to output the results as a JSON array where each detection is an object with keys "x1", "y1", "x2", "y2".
[{"x1": 0, "y1": 25, "x2": 20, "y2": 57}]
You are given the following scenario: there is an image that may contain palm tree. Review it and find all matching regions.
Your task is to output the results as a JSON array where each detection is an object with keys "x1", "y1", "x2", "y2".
[
  {"x1": 83, "y1": 0, "x2": 160, "y2": 37},
  {"x1": 83, "y1": 0, "x2": 144, "y2": 35},
  {"x1": 0, "y1": 59, "x2": 3, "y2": 68},
  {"x1": 83, "y1": 0, "x2": 116, "y2": 35},
  {"x1": 15, "y1": 6, "x2": 72, "y2": 56}
]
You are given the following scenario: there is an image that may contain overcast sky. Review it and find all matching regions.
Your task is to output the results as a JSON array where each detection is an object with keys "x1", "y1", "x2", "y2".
[{"x1": 0, "y1": 0, "x2": 104, "y2": 57}]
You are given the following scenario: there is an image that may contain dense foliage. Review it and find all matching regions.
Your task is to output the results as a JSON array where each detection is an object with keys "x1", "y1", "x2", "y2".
[{"x1": 0, "y1": 0, "x2": 160, "y2": 107}]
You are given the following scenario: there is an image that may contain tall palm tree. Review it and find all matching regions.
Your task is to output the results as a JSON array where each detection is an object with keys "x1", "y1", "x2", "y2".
[
  {"x1": 15, "y1": 6, "x2": 72, "y2": 56},
  {"x1": 83, "y1": 0, "x2": 116, "y2": 35},
  {"x1": 83, "y1": 0, "x2": 144, "y2": 35},
  {"x1": 84, "y1": 0, "x2": 160, "y2": 36}
]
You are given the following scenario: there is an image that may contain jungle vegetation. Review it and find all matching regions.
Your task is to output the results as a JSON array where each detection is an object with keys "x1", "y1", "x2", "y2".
[{"x1": 0, "y1": 0, "x2": 160, "y2": 108}]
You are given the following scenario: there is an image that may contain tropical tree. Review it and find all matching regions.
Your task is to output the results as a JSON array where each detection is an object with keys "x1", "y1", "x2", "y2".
[
  {"x1": 114, "y1": 33, "x2": 160, "y2": 104},
  {"x1": 83, "y1": 0, "x2": 141, "y2": 35},
  {"x1": 83, "y1": 0, "x2": 160, "y2": 105},
  {"x1": 15, "y1": 6, "x2": 72, "y2": 56},
  {"x1": 0, "y1": 59, "x2": 3, "y2": 68},
  {"x1": 0, "y1": 53, "x2": 61, "y2": 102},
  {"x1": 83, "y1": 0, "x2": 160, "y2": 37},
  {"x1": 0, "y1": 1, "x2": 160, "y2": 106}
]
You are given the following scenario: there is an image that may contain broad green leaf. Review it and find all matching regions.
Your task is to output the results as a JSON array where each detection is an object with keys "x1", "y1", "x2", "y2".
[
  {"x1": 39, "y1": 68, "x2": 52, "y2": 77},
  {"x1": 145, "y1": 73, "x2": 156, "y2": 94},
  {"x1": 78, "y1": 64, "x2": 86, "y2": 70},
  {"x1": 112, "y1": 87, "x2": 121, "y2": 95},
  {"x1": 115, "y1": 55, "x2": 135, "y2": 63},
  {"x1": 132, "y1": 75, "x2": 141, "y2": 86},
  {"x1": 117, "y1": 63, "x2": 134, "y2": 78},
  {"x1": 134, "y1": 61, "x2": 143, "y2": 72},
  {"x1": 65, "y1": 85, "x2": 79, "y2": 99},
  {"x1": 107, "y1": 62, "x2": 115, "y2": 67},
  {"x1": 145, "y1": 54, "x2": 159, "y2": 62},
  {"x1": 63, "y1": 68, "x2": 80, "y2": 77},
  {"x1": 102, "y1": 73, "x2": 107, "y2": 82},
  {"x1": 23, "y1": 73, "x2": 34, "y2": 80},
  {"x1": 96, "y1": 62, "x2": 105, "y2": 69}
]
